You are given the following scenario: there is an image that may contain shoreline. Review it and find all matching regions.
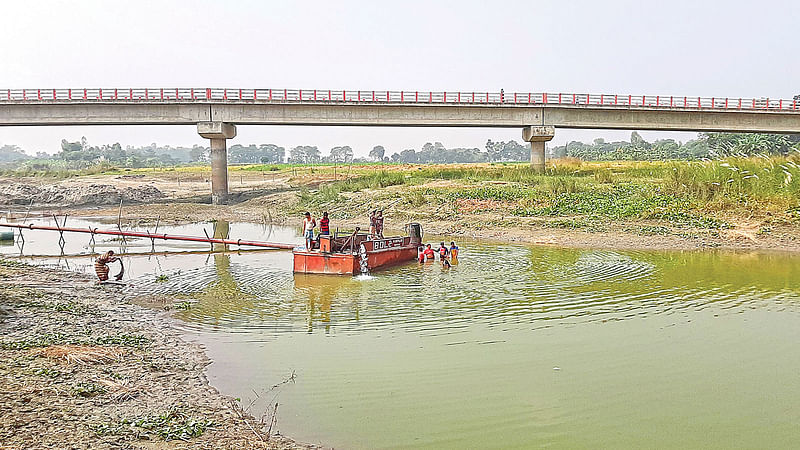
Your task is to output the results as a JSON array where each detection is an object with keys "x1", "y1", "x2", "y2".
[
  {"x1": 0, "y1": 261, "x2": 315, "y2": 449},
  {"x1": 58, "y1": 201, "x2": 800, "y2": 253}
]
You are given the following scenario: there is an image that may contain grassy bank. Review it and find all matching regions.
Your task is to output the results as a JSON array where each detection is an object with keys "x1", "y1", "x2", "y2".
[{"x1": 291, "y1": 156, "x2": 800, "y2": 239}]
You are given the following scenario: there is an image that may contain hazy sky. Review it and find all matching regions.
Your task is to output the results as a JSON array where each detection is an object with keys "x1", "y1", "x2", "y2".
[{"x1": 1, "y1": 0, "x2": 798, "y2": 156}]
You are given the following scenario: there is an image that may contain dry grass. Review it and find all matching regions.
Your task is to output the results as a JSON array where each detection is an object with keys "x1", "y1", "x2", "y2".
[{"x1": 32, "y1": 345, "x2": 125, "y2": 365}]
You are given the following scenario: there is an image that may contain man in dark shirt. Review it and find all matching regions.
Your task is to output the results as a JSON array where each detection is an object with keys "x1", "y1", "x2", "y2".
[{"x1": 319, "y1": 211, "x2": 330, "y2": 236}]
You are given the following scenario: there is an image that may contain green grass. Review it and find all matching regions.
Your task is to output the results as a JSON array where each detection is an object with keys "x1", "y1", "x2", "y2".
[
  {"x1": 294, "y1": 155, "x2": 799, "y2": 231},
  {"x1": 299, "y1": 170, "x2": 408, "y2": 207},
  {"x1": 1, "y1": 333, "x2": 149, "y2": 350},
  {"x1": 73, "y1": 382, "x2": 107, "y2": 398},
  {"x1": 92, "y1": 408, "x2": 215, "y2": 441}
]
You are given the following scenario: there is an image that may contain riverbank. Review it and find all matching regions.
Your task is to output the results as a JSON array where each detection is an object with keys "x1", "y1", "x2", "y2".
[
  {"x1": 0, "y1": 260, "x2": 314, "y2": 449},
  {"x1": 51, "y1": 160, "x2": 797, "y2": 252},
  {"x1": 2, "y1": 158, "x2": 799, "y2": 252}
]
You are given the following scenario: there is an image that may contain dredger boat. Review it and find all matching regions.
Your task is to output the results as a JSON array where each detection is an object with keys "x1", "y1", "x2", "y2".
[{"x1": 293, "y1": 223, "x2": 423, "y2": 275}]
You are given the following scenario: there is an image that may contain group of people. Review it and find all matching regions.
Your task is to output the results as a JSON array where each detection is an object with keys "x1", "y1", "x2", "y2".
[
  {"x1": 302, "y1": 210, "x2": 388, "y2": 251},
  {"x1": 419, "y1": 241, "x2": 459, "y2": 266},
  {"x1": 368, "y1": 210, "x2": 384, "y2": 239},
  {"x1": 302, "y1": 211, "x2": 331, "y2": 251}
]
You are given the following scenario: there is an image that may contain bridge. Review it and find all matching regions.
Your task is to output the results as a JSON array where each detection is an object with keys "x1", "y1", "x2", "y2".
[{"x1": 2, "y1": 88, "x2": 799, "y2": 204}]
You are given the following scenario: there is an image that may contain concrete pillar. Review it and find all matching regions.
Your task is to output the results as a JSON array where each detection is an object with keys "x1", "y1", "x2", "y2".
[
  {"x1": 522, "y1": 125, "x2": 555, "y2": 171},
  {"x1": 212, "y1": 220, "x2": 230, "y2": 251},
  {"x1": 197, "y1": 122, "x2": 237, "y2": 205}
]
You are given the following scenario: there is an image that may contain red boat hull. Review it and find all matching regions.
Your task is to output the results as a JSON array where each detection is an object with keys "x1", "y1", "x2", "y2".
[{"x1": 293, "y1": 236, "x2": 419, "y2": 275}]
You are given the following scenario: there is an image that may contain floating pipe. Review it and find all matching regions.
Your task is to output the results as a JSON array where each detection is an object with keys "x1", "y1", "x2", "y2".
[{"x1": 0, "y1": 223, "x2": 296, "y2": 250}]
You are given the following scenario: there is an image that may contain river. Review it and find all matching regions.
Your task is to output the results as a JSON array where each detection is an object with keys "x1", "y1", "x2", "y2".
[{"x1": 3, "y1": 218, "x2": 799, "y2": 448}]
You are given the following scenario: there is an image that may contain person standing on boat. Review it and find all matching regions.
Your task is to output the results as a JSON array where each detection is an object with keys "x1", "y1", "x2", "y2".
[
  {"x1": 94, "y1": 250, "x2": 119, "y2": 282},
  {"x1": 368, "y1": 210, "x2": 377, "y2": 238},
  {"x1": 319, "y1": 212, "x2": 330, "y2": 236},
  {"x1": 375, "y1": 210, "x2": 384, "y2": 239},
  {"x1": 303, "y1": 212, "x2": 316, "y2": 251}
]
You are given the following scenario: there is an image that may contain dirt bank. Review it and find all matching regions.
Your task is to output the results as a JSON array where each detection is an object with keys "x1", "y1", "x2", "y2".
[
  {"x1": 0, "y1": 261, "x2": 315, "y2": 449},
  {"x1": 0, "y1": 180, "x2": 164, "y2": 207}
]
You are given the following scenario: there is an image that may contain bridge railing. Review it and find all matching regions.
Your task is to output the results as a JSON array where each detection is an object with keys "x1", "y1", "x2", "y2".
[{"x1": 1, "y1": 88, "x2": 798, "y2": 112}]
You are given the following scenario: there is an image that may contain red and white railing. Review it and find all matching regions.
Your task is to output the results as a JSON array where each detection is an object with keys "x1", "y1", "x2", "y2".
[{"x1": 1, "y1": 88, "x2": 798, "y2": 112}]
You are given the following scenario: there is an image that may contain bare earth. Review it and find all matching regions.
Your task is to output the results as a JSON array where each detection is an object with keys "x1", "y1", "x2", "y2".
[{"x1": 0, "y1": 262, "x2": 317, "y2": 450}]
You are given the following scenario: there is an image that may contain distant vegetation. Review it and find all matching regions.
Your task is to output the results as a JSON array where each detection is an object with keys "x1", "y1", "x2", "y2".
[
  {"x1": 552, "y1": 132, "x2": 799, "y2": 161},
  {"x1": 295, "y1": 154, "x2": 800, "y2": 235},
  {"x1": 0, "y1": 132, "x2": 798, "y2": 176}
]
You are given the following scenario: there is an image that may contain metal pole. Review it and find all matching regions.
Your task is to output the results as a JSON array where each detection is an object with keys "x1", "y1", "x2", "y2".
[{"x1": 0, "y1": 222, "x2": 295, "y2": 249}]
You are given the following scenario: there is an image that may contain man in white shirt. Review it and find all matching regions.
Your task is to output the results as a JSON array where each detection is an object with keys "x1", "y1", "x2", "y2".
[{"x1": 302, "y1": 212, "x2": 316, "y2": 251}]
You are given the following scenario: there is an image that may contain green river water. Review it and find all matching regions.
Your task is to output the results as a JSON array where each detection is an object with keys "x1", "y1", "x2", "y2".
[{"x1": 3, "y1": 219, "x2": 799, "y2": 448}]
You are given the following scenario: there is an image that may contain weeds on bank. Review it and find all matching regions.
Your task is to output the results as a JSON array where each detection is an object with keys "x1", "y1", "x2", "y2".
[
  {"x1": 299, "y1": 170, "x2": 408, "y2": 207},
  {"x1": 294, "y1": 156, "x2": 799, "y2": 229},
  {"x1": 73, "y1": 382, "x2": 108, "y2": 398},
  {"x1": 0, "y1": 333, "x2": 149, "y2": 350},
  {"x1": 32, "y1": 367, "x2": 62, "y2": 378},
  {"x1": 92, "y1": 408, "x2": 215, "y2": 441}
]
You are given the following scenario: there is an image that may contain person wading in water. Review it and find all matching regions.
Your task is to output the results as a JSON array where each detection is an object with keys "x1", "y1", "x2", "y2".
[
  {"x1": 419, "y1": 244, "x2": 435, "y2": 263},
  {"x1": 95, "y1": 250, "x2": 123, "y2": 282}
]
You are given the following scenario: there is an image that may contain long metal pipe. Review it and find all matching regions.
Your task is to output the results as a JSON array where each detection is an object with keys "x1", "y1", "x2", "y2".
[{"x1": 0, "y1": 222, "x2": 296, "y2": 250}]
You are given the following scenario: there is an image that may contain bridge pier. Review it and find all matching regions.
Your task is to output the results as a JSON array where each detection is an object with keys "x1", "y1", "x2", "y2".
[
  {"x1": 522, "y1": 125, "x2": 555, "y2": 171},
  {"x1": 197, "y1": 122, "x2": 237, "y2": 205}
]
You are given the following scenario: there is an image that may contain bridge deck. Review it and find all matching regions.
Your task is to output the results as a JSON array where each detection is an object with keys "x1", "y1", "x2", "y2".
[
  {"x1": 2, "y1": 88, "x2": 799, "y2": 133},
  {"x1": 2, "y1": 88, "x2": 798, "y2": 112}
]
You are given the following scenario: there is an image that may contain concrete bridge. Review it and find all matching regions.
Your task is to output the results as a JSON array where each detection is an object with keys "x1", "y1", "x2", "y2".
[{"x1": 2, "y1": 88, "x2": 799, "y2": 204}]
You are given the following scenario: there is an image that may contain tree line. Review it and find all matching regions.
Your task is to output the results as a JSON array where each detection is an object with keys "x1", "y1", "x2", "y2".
[
  {"x1": 551, "y1": 132, "x2": 800, "y2": 161},
  {"x1": 0, "y1": 132, "x2": 797, "y2": 169}
]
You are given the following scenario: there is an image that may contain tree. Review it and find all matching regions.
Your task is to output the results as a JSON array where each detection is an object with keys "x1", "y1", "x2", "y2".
[
  {"x1": 701, "y1": 132, "x2": 793, "y2": 156},
  {"x1": 485, "y1": 139, "x2": 503, "y2": 161},
  {"x1": 0, "y1": 145, "x2": 29, "y2": 162},
  {"x1": 630, "y1": 132, "x2": 649, "y2": 149},
  {"x1": 329, "y1": 146, "x2": 353, "y2": 163},
  {"x1": 190, "y1": 145, "x2": 209, "y2": 162},
  {"x1": 390, "y1": 152, "x2": 400, "y2": 162},
  {"x1": 398, "y1": 149, "x2": 417, "y2": 163},
  {"x1": 369, "y1": 145, "x2": 386, "y2": 161}
]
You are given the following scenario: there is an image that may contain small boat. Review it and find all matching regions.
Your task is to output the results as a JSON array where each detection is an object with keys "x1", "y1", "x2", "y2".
[{"x1": 293, "y1": 223, "x2": 423, "y2": 275}]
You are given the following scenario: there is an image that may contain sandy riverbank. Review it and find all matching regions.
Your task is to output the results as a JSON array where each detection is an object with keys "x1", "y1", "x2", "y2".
[{"x1": 0, "y1": 261, "x2": 316, "y2": 449}]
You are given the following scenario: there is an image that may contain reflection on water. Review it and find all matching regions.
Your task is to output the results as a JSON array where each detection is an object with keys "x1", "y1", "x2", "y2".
[{"x1": 4, "y1": 217, "x2": 800, "y2": 448}]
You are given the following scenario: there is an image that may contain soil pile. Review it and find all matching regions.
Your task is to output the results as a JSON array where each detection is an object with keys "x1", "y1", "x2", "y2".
[{"x1": 0, "y1": 183, "x2": 164, "y2": 206}]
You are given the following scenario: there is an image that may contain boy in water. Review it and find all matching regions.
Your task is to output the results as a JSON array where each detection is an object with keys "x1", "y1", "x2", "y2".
[
  {"x1": 419, "y1": 244, "x2": 435, "y2": 262},
  {"x1": 437, "y1": 242, "x2": 449, "y2": 260},
  {"x1": 449, "y1": 241, "x2": 459, "y2": 259}
]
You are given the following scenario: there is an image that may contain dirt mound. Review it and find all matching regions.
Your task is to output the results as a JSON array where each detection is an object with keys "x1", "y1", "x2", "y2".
[{"x1": 0, "y1": 183, "x2": 165, "y2": 206}]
